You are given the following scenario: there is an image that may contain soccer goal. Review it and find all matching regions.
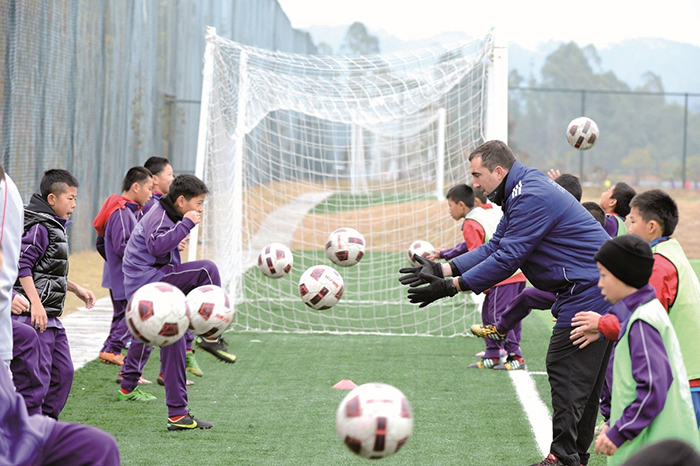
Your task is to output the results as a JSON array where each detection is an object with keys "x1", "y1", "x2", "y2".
[{"x1": 192, "y1": 26, "x2": 508, "y2": 336}]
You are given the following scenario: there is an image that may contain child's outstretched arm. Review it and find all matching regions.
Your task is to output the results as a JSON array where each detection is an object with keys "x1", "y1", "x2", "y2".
[{"x1": 68, "y1": 280, "x2": 95, "y2": 309}]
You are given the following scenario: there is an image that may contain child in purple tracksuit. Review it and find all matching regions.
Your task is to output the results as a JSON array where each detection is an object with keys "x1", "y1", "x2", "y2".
[
  {"x1": 118, "y1": 174, "x2": 222, "y2": 431},
  {"x1": 142, "y1": 156, "x2": 174, "y2": 215},
  {"x1": 0, "y1": 356, "x2": 120, "y2": 465},
  {"x1": 143, "y1": 157, "x2": 214, "y2": 384},
  {"x1": 12, "y1": 169, "x2": 96, "y2": 420},
  {"x1": 94, "y1": 167, "x2": 153, "y2": 366}
]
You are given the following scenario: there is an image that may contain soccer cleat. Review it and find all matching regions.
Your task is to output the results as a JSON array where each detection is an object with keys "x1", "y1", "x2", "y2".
[
  {"x1": 529, "y1": 453, "x2": 565, "y2": 466},
  {"x1": 99, "y1": 352, "x2": 125, "y2": 366},
  {"x1": 186, "y1": 351, "x2": 204, "y2": 377},
  {"x1": 157, "y1": 373, "x2": 194, "y2": 386},
  {"x1": 494, "y1": 354, "x2": 526, "y2": 371},
  {"x1": 117, "y1": 386, "x2": 156, "y2": 402},
  {"x1": 467, "y1": 357, "x2": 498, "y2": 369},
  {"x1": 195, "y1": 336, "x2": 236, "y2": 364},
  {"x1": 470, "y1": 324, "x2": 507, "y2": 342},
  {"x1": 167, "y1": 412, "x2": 213, "y2": 431}
]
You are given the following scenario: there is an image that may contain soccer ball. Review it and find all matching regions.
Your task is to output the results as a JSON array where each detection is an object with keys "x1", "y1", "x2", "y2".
[
  {"x1": 257, "y1": 242, "x2": 293, "y2": 279},
  {"x1": 566, "y1": 116, "x2": 599, "y2": 150},
  {"x1": 407, "y1": 240, "x2": 436, "y2": 266},
  {"x1": 125, "y1": 282, "x2": 189, "y2": 347},
  {"x1": 298, "y1": 265, "x2": 344, "y2": 310},
  {"x1": 325, "y1": 227, "x2": 366, "y2": 267},
  {"x1": 336, "y1": 382, "x2": 413, "y2": 459},
  {"x1": 185, "y1": 285, "x2": 235, "y2": 339}
]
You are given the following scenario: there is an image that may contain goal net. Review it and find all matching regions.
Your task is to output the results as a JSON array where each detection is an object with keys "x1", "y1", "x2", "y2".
[{"x1": 195, "y1": 27, "x2": 507, "y2": 336}]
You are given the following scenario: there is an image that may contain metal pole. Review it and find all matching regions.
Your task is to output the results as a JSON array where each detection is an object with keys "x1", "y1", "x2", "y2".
[
  {"x1": 579, "y1": 90, "x2": 586, "y2": 181},
  {"x1": 682, "y1": 93, "x2": 688, "y2": 189}
]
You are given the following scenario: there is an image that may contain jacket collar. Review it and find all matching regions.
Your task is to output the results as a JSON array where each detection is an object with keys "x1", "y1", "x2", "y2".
[
  {"x1": 159, "y1": 195, "x2": 183, "y2": 223},
  {"x1": 610, "y1": 284, "x2": 658, "y2": 337},
  {"x1": 26, "y1": 193, "x2": 69, "y2": 227}
]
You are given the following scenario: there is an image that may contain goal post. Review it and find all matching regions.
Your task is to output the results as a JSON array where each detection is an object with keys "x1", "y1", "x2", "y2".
[{"x1": 194, "y1": 28, "x2": 507, "y2": 336}]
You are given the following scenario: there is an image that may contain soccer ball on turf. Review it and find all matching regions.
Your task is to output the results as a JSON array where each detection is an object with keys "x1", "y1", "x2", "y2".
[
  {"x1": 336, "y1": 382, "x2": 413, "y2": 459},
  {"x1": 566, "y1": 116, "x2": 599, "y2": 150},
  {"x1": 407, "y1": 240, "x2": 436, "y2": 266},
  {"x1": 257, "y1": 242, "x2": 293, "y2": 279},
  {"x1": 298, "y1": 265, "x2": 344, "y2": 310},
  {"x1": 125, "y1": 282, "x2": 189, "y2": 347},
  {"x1": 185, "y1": 285, "x2": 235, "y2": 339},
  {"x1": 325, "y1": 227, "x2": 366, "y2": 267}
]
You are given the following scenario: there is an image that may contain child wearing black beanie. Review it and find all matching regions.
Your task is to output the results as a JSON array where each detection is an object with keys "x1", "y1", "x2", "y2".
[{"x1": 591, "y1": 234, "x2": 700, "y2": 464}]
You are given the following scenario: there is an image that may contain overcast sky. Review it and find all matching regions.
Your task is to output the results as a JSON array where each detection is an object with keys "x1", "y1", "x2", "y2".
[{"x1": 277, "y1": 0, "x2": 700, "y2": 49}]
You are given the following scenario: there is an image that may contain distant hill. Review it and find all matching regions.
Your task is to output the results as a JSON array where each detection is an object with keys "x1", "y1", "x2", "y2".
[{"x1": 304, "y1": 25, "x2": 700, "y2": 109}]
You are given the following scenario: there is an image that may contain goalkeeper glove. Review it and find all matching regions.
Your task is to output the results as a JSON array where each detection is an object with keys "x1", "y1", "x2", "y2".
[
  {"x1": 407, "y1": 272, "x2": 458, "y2": 308},
  {"x1": 399, "y1": 254, "x2": 444, "y2": 287}
]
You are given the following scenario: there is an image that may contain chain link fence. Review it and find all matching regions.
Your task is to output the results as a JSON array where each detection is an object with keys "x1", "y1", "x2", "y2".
[{"x1": 0, "y1": 0, "x2": 316, "y2": 251}]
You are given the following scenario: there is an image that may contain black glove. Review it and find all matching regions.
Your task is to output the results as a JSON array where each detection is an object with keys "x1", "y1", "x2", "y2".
[
  {"x1": 399, "y1": 254, "x2": 444, "y2": 287},
  {"x1": 407, "y1": 272, "x2": 458, "y2": 308}
]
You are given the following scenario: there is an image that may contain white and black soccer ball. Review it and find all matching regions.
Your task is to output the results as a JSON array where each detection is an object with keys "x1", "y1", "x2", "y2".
[
  {"x1": 125, "y1": 282, "x2": 189, "y2": 347},
  {"x1": 566, "y1": 116, "x2": 599, "y2": 150},
  {"x1": 298, "y1": 265, "x2": 344, "y2": 310},
  {"x1": 407, "y1": 240, "x2": 436, "y2": 266},
  {"x1": 325, "y1": 227, "x2": 366, "y2": 267},
  {"x1": 257, "y1": 242, "x2": 293, "y2": 279},
  {"x1": 185, "y1": 285, "x2": 235, "y2": 339},
  {"x1": 336, "y1": 382, "x2": 413, "y2": 459}
]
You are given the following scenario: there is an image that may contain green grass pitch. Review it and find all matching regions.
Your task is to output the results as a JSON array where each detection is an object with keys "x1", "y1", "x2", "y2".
[{"x1": 60, "y1": 261, "x2": 700, "y2": 465}]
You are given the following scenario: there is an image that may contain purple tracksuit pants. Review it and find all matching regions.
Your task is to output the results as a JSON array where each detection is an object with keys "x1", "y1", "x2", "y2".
[
  {"x1": 100, "y1": 291, "x2": 130, "y2": 354},
  {"x1": 497, "y1": 287, "x2": 557, "y2": 335},
  {"x1": 120, "y1": 260, "x2": 220, "y2": 417},
  {"x1": 481, "y1": 281, "x2": 526, "y2": 359},
  {"x1": 11, "y1": 319, "x2": 47, "y2": 415},
  {"x1": 34, "y1": 420, "x2": 121, "y2": 465},
  {"x1": 35, "y1": 326, "x2": 74, "y2": 420}
]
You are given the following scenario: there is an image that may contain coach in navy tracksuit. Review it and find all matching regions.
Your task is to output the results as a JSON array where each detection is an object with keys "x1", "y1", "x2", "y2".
[{"x1": 402, "y1": 140, "x2": 612, "y2": 466}]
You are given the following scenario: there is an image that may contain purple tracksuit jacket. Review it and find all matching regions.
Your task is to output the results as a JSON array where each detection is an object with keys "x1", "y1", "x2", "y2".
[
  {"x1": 122, "y1": 198, "x2": 194, "y2": 299},
  {"x1": 599, "y1": 285, "x2": 674, "y2": 446},
  {"x1": 101, "y1": 201, "x2": 140, "y2": 300},
  {"x1": 140, "y1": 191, "x2": 162, "y2": 216}
]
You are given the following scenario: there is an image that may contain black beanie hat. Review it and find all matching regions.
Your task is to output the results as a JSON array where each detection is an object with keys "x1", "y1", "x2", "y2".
[{"x1": 594, "y1": 235, "x2": 654, "y2": 289}]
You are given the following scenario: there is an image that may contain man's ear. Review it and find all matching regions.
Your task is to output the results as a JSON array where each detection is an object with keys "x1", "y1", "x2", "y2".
[
  {"x1": 46, "y1": 192, "x2": 57, "y2": 206},
  {"x1": 493, "y1": 165, "x2": 505, "y2": 180}
]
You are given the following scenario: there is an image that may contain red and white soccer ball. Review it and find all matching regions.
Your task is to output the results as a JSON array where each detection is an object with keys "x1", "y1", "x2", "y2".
[
  {"x1": 566, "y1": 116, "x2": 600, "y2": 151},
  {"x1": 257, "y1": 242, "x2": 293, "y2": 279},
  {"x1": 336, "y1": 382, "x2": 413, "y2": 459},
  {"x1": 325, "y1": 227, "x2": 366, "y2": 267},
  {"x1": 407, "y1": 240, "x2": 436, "y2": 266},
  {"x1": 298, "y1": 265, "x2": 344, "y2": 310},
  {"x1": 185, "y1": 285, "x2": 235, "y2": 339},
  {"x1": 125, "y1": 282, "x2": 189, "y2": 347}
]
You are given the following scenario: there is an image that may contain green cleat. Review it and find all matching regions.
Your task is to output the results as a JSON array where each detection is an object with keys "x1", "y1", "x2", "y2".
[
  {"x1": 186, "y1": 351, "x2": 204, "y2": 377},
  {"x1": 467, "y1": 358, "x2": 498, "y2": 369},
  {"x1": 494, "y1": 354, "x2": 527, "y2": 371},
  {"x1": 117, "y1": 386, "x2": 156, "y2": 402},
  {"x1": 195, "y1": 336, "x2": 236, "y2": 364},
  {"x1": 167, "y1": 412, "x2": 213, "y2": 431}
]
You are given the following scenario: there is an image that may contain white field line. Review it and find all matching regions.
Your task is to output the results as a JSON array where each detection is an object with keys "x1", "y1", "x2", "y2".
[{"x1": 509, "y1": 370, "x2": 552, "y2": 458}]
